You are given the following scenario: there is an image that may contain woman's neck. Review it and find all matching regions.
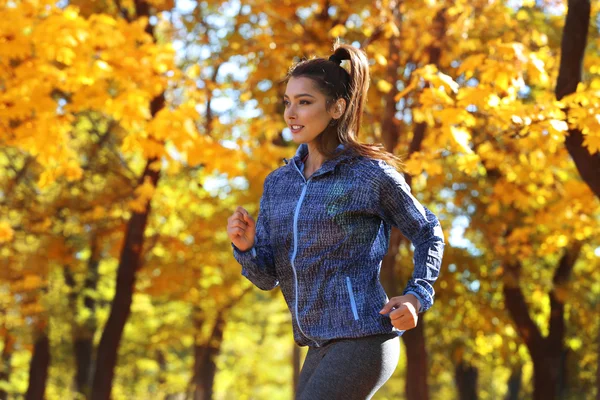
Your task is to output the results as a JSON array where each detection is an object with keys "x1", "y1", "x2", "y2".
[{"x1": 304, "y1": 142, "x2": 326, "y2": 172}]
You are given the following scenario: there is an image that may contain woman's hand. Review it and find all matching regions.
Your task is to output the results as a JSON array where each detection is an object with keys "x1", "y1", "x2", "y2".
[
  {"x1": 379, "y1": 294, "x2": 421, "y2": 330},
  {"x1": 227, "y1": 206, "x2": 256, "y2": 252}
]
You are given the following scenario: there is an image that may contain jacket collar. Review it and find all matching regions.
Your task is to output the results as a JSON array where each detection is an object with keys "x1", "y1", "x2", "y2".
[{"x1": 283, "y1": 142, "x2": 357, "y2": 178}]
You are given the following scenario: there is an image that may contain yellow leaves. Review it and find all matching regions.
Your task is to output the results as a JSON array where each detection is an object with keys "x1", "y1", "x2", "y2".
[
  {"x1": 555, "y1": 234, "x2": 569, "y2": 247},
  {"x1": 567, "y1": 337, "x2": 583, "y2": 351},
  {"x1": 148, "y1": 102, "x2": 199, "y2": 151},
  {"x1": 95, "y1": 59, "x2": 112, "y2": 72},
  {"x1": 404, "y1": 151, "x2": 443, "y2": 177},
  {"x1": 374, "y1": 53, "x2": 387, "y2": 66},
  {"x1": 186, "y1": 64, "x2": 201, "y2": 79},
  {"x1": 527, "y1": 53, "x2": 548, "y2": 86},
  {"x1": 427, "y1": 70, "x2": 459, "y2": 95},
  {"x1": 121, "y1": 135, "x2": 141, "y2": 155},
  {"x1": 583, "y1": 131, "x2": 600, "y2": 154},
  {"x1": 395, "y1": 79, "x2": 418, "y2": 101},
  {"x1": 146, "y1": 0, "x2": 175, "y2": 12},
  {"x1": 482, "y1": 68, "x2": 512, "y2": 92},
  {"x1": 22, "y1": 275, "x2": 44, "y2": 290},
  {"x1": 516, "y1": 9, "x2": 529, "y2": 21},
  {"x1": 131, "y1": 293, "x2": 155, "y2": 314},
  {"x1": 395, "y1": 65, "x2": 459, "y2": 108},
  {"x1": 486, "y1": 201, "x2": 501, "y2": 217},
  {"x1": 292, "y1": 23, "x2": 304, "y2": 36},
  {"x1": 109, "y1": 90, "x2": 152, "y2": 126},
  {"x1": 56, "y1": 46, "x2": 77, "y2": 65},
  {"x1": 328, "y1": 24, "x2": 347, "y2": 38},
  {"x1": 129, "y1": 176, "x2": 156, "y2": 213},
  {"x1": 382, "y1": 21, "x2": 400, "y2": 38},
  {"x1": 0, "y1": 0, "x2": 183, "y2": 198},
  {"x1": 0, "y1": 221, "x2": 14, "y2": 243},
  {"x1": 435, "y1": 108, "x2": 476, "y2": 127},
  {"x1": 450, "y1": 126, "x2": 472, "y2": 154},
  {"x1": 239, "y1": 91, "x2": 252, "y2": 102},
  {"x1": 549, "y1": 119, "x2": 568, "y2": 132},
  {"x1": 61, "y1": 159, "x2": 84, "y2": 181},
  {"x1": 82, "y1": 206, "x2": 107, "y2": 222},
  {"x1": 0, "y1": 8, "x2": 34, "y2": 60},
  {"x1": 149, "y1": 160, "x2": 162, "y2": 172},
  {"x1": 457, "y1": 54, "x2": 486, "y2": 79},
  {"x1": 139, "y1": 137, "x2": 167, "y2": 159},
  {"x1": 154, "y1": 60, "x2": 170, "y2": 74},
  {"x1": 420, "y1": 87, "x2": 454, "y2": 107},
  {"x1": 539, "y1": 233, "x2": 572, "y2": 255},
  {"x1": 492, "y1": 42, "x2": 528, "y2": 63},
  {"x1": 38, "y1": 169, "x2": 57, "y2": 188},
  {"x1": 413, "y1": 65, "x2": 459, "y2": 94},
  {"x1": 187, "y1": 138, "x2": 243, "y2": 176},
  {"x1": 456, "y1": 154, "x2": 481, "y2": 175},
  {"x1": 376, "y1": 80, "x2": 393, "y2": 93},
  {"x1": 36, "y1": 157, "x2": 82, "y2": 188},
  {"x1": 361, "y1": 25, "x2": 374, "y2": 38}
]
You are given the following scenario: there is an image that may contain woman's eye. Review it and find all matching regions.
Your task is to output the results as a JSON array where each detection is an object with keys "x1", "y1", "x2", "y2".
[{"x1": 282, "y1": 100, "x2": 311, "y2": 106}]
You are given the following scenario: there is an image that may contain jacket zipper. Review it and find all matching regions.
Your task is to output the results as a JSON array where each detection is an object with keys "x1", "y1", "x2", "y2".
[
  {"x1": 290, "y1": 161, "x2": 321, "y2": 347},
  {"x1": 346, "y1": 277, "x2": 359, "y2": 320}
]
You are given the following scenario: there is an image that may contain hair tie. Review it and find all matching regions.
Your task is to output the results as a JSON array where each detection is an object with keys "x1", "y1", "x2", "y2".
[{"x1": 328, "y1": 54, "x2": 342, "y2": 65}]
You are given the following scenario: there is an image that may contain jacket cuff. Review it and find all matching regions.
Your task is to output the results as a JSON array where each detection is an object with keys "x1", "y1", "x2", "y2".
[
  {"x1": 402, "y1": 284, "x2": 433, "y2": 313},
  {"x1": 231, "y1": 242, "x2": 257, "y2": 260}
]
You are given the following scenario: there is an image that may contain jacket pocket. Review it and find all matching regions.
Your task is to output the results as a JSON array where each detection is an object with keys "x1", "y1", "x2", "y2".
[{"x1": 345, "y1": 276, "x2": 359, "y2": 321}]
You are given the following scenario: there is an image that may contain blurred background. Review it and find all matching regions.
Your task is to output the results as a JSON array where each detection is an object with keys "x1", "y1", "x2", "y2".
[{"x1": 1, "y1": 0, "x2": 600, "y2": 399}]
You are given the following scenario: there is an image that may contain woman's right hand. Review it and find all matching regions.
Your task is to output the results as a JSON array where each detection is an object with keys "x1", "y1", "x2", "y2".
[{"x1": 227, "y1": 206, "x2": 256, "y2": 252}]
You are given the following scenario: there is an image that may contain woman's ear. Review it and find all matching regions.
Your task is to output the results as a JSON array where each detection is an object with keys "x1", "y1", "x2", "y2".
[{"x1": 330, "y1": 98, "x2": 347, "y2": 119}]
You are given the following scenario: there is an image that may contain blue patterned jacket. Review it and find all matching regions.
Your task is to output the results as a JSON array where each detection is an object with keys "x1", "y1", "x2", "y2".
[{"x1": 232, "y1": 143, "x2": 445, "y2": 347}]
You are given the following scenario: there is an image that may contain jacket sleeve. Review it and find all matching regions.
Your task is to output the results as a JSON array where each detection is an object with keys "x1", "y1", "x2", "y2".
[
  {"x1": 373, "y1": 161, "x2": 445, "y2": 313},
  {"x1": 231, "y1": 174, "x2": 279, "y2": 291}
]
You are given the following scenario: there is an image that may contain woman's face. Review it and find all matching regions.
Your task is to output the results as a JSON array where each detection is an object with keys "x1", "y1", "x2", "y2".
[{"x1": 283, "y1": 77, "x2": 335, "y2": 144}]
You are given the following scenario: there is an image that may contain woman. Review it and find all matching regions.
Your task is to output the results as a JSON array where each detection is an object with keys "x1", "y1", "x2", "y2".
[{"x1": 226, "y1": 42, "x2": 445, "y2": 399}]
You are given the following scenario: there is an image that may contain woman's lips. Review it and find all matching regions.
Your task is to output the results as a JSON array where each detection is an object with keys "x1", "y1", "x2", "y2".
[{"x1": 290, "y1": 125, "x2": 304, "y2": 134}]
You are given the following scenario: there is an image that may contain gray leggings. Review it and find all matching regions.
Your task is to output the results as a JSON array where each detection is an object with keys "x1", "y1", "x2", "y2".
[{"x1": 296, "y1": 332, "x2": 400, "y2": 400}]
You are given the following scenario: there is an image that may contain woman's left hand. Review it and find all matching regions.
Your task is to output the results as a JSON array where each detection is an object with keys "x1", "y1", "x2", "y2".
[{"x1": 379, "y1": 294, "x2": 421, "y2": 330}]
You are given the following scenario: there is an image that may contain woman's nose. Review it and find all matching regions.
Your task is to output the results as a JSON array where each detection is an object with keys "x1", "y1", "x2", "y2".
[{"x1": 285, "y1": 107, "x2": 296, "y2": 120}]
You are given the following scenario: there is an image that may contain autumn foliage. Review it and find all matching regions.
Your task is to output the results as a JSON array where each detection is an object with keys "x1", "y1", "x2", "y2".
[{"x1": 1, "y1": 0, "x2": 599, "y2": 399}]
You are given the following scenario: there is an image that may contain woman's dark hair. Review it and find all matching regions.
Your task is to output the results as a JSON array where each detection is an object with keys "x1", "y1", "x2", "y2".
[{"x1": 282, "y1": 39, "x2": 403, "y2": 170}]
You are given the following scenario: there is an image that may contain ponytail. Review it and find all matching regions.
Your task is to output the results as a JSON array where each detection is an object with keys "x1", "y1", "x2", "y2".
[{"x1": 283, "y1": 40, "x2": 404, "y2": 171}]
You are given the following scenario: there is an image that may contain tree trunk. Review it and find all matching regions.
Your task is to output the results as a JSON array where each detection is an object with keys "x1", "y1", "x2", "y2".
[
  {"x1": 532, "y1": 359, "x2": 563, "y2": 400},
  {"x1": 293, "y1": 343, "x2": 301, "y2": 399},
  {"x1": 192, "y1": 309, "x2": 228, "y2": 400},
  {"x1": 77, "y1": 236, "x2": 100, "y2": 395},
  {"x1": 596, "y1": 320, "x2": 600, "y2": 400},
  {"x1": 89, "y1": 1, "x2": 163, "y2": 398},
  {"x1": 73, "y1": 336, "x2": 94, "y2": 397},
  {"x1": 555, "y1": 0, "x2": 599, "y2": 199},
  {"x1": 25, "y1": 323, "x2": 50, "y2": 400},
  {"x1": 503, "y1": 245, "x2": 581, "y2": 400},
  {"x1": 454, "y1": 360, "x2": 478, "y2": 400},
  {"x1": 557, "y1": 348, "x2": 569, "y2": 399},
  {"x1": 504, "y1": 365, "x2": 522, "y2": 400},
  {"x1": 90, "y1": 155, "x2": 162, "y2": 400},
  {"x1": 156, "y1": 349, "x2": 174, "y2": 400},
  {"x1": 64, "y1": 233, "x2": 101, "y2": 398},
  {"x1": 402, "y1": 318, "x2": 429, "y2": 400}
]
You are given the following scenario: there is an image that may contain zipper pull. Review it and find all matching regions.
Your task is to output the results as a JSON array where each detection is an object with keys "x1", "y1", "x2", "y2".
[{"x1": 283, "y1": 157, "x2": 289, "y2": 165}]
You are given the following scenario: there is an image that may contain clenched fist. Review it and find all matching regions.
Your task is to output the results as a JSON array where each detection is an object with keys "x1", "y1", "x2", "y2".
[
  {"x1": 379, "y1": 294, "x2": 421, "y2": 331},
  {"x1": 227, "y1": 206, "x2": 256, "y2": 252}
]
